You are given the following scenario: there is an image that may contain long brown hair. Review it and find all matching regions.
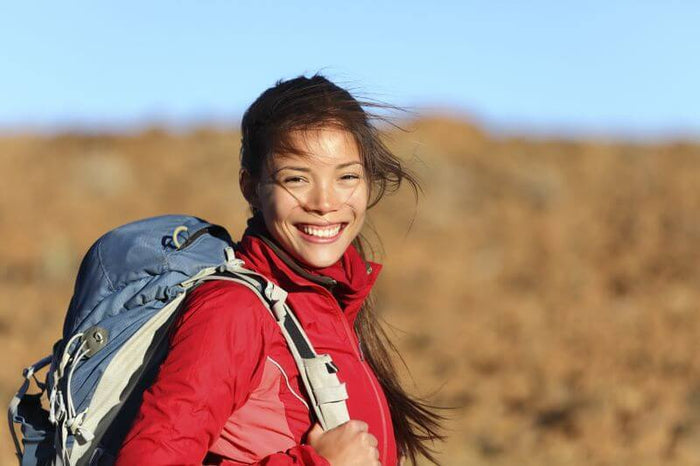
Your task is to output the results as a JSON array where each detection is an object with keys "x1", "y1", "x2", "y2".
[{"x1": 240, "y1": 74, "x2": 444, "y2": 464}]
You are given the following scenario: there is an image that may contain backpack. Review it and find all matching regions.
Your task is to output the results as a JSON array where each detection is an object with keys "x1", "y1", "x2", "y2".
[{"x1": 8, "y1": 215, "x2": 350, "y2": 466}]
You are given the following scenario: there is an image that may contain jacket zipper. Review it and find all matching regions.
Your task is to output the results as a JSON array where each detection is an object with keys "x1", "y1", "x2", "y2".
[
  {"x1": 319, "y1": 290, "x2": 389, "y2": 465},
  {"x1": 360, "y1": 360, "x2": 389, "y2": 465}
]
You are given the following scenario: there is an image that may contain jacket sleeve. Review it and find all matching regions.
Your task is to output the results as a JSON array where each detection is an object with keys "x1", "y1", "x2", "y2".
[{"x1": 115, "y1": 281, "x2": 330, "y2": 466}]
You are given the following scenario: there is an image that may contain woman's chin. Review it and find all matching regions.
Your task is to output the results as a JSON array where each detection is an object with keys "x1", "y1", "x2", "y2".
[
  {"x1": 296, "y1": 252, "x2": 342, "y2": 269},
  {"x1": 290, "y1": 244, "x2": 346, "y2": 269}
]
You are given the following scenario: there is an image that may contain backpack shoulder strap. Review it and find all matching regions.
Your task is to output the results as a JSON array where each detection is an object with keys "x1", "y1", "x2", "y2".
[{"x1": 198, "y1": 267, "x2": 350, "y2": 431}]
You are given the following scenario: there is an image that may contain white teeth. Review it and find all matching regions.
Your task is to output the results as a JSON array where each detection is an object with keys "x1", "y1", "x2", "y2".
[{"x1": 301, "y1": 224, "x2": 342, "y2": 238}]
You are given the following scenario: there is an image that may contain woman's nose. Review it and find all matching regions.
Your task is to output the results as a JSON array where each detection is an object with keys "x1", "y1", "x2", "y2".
[{"x1": 304, "y1": 182, "x2": 340, "y2": 215}]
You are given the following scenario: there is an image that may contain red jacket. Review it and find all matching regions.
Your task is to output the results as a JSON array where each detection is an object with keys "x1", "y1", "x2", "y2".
[{"x1": 115, "y1": 228, "x2": 398, "y2": 465}]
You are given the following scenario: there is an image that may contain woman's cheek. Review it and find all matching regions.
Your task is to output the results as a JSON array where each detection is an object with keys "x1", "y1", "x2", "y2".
[{"x1": 347, "y1": 184, "x2": 369, "y2": 216}]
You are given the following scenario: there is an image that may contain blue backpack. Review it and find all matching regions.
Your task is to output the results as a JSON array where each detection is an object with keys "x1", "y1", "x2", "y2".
[{"x1": 8, "y1": 215, "x2": 350, "y2": 466}]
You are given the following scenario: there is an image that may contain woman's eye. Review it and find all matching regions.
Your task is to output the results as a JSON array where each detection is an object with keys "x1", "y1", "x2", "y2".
[
  {"x1": 282, "y1": 176, "x2": 306, "y2": 184},
  {"x1": 340, "y1": 173, "x2": 361, "y2": 181}
]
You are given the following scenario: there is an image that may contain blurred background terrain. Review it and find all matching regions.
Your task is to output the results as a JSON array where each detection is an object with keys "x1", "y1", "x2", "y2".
[
  {"x1": 2, "y1": 117, "x2": 699, "y2": 465},
  {"x1": 2, "y1": 1, "x2": 700, "y2": 464}
]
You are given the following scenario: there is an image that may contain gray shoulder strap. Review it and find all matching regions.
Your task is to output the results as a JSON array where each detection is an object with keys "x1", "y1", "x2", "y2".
[{"x1": 200, "y1": 269, "x2": 350, "y2": 431}]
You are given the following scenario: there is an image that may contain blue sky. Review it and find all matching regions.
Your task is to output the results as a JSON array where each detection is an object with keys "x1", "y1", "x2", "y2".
[{"x1": 1, "y1": 1, "x2": 699, "y2": 138}]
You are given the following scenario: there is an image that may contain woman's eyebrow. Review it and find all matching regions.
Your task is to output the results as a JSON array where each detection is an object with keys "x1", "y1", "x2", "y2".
[
  {"x1": 274, "y1": 161, "x2": 362, "y2": 174},
  {"x1": 335, "y1": 162, "x2": 363, "y2": 169},
  {"x1": 274, "y1": 166, "x2": 311, "y2": 174}
]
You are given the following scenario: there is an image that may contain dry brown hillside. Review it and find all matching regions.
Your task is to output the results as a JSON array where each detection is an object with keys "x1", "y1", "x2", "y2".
[{"x1": 1, "y1": 117, "x2": 699, "y2": 465}]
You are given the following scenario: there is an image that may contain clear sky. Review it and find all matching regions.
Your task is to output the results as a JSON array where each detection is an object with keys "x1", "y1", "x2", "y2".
[{"x1": 1, "y1": 1, "x2": 699, "y2": 138}]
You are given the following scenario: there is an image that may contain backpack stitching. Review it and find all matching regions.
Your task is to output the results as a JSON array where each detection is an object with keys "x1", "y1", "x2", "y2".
[{"x1": 96, "y1": 240, "x2": 116, "y2": 292}]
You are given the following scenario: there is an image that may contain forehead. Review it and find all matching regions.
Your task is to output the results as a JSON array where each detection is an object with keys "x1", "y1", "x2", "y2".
[{"x1": 271, "y1": 127, "x2": 362, "y2": 168}]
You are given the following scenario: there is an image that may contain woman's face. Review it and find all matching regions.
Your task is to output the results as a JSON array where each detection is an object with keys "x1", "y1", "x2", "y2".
[{"x1": 249, "y1": 127, "x2": 369, "y2": 268}]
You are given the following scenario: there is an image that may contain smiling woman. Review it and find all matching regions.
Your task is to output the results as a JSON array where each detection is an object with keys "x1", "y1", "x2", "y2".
[
  {"x1": 114, "y1": 74, "x2": 443, "y2": 466},
  {"x1": 242, "y1": 128, "x2": 368, "y2": 268}
]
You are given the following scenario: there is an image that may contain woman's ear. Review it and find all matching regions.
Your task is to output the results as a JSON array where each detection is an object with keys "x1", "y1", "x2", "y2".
[{"x1": 239, "y1": 169, "x2": 259, "y2": 209}]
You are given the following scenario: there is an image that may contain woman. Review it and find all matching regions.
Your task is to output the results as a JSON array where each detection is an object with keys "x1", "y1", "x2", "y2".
[{"x1": 115, "y1": 74, "x2": 442, "y2": 465}]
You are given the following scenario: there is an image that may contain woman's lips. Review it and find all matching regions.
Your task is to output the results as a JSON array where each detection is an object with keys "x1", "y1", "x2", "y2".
[{"x1": 295, "y1": 223, "x2": 347, "y2": 243}]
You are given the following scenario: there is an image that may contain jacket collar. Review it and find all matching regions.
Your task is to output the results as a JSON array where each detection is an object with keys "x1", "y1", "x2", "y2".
[{"x1": 234, "y1": 216, "x2": 382, "y2": 323}]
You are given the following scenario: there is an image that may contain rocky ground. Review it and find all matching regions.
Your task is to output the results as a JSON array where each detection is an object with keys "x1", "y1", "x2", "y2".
[{"x1": 1, "y1": 118, "x2": 699, "y2": 465}]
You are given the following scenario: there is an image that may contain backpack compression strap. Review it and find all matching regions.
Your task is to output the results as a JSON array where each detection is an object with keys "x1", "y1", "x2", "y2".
[
  {"x1": 8, "y1": 355, "x2": 53, "y2": 462},
  {"x1": 198, "y1": 268, "x2": 350, "y2": 431}
]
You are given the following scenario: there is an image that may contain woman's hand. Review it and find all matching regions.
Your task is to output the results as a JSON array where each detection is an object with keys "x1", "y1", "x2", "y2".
[{"x1": 307, "y1": 420, "x2": 380, "y2": 466}]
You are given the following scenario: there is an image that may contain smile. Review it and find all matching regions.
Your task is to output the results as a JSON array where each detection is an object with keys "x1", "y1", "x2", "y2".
[{"x1": 295, "y1": 223, "x2": 346, "y2": 242}]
